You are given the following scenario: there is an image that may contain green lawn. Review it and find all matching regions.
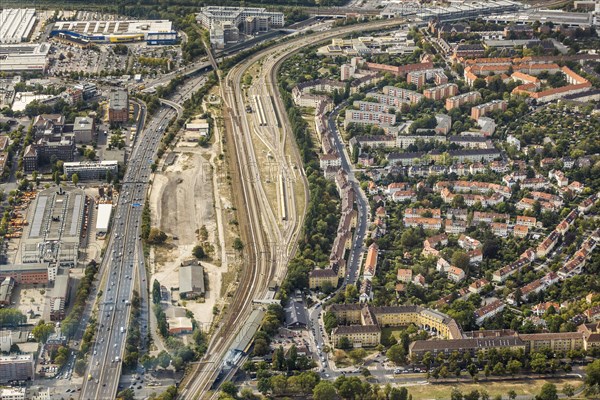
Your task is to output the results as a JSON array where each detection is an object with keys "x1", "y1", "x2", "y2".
[{"x1": 403, "y1": 378, "x2": 583, "y2": 400}]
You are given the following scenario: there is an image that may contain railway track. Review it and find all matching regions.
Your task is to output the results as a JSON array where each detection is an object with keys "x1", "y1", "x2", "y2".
[{"x1": 179, "y1": 17, "x2": 408, "y2": 399}]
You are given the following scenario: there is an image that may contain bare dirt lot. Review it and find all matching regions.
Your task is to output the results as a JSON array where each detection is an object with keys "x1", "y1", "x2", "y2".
[{"x1": 148, "y1": 116, "x2": 239, "y2": 332}]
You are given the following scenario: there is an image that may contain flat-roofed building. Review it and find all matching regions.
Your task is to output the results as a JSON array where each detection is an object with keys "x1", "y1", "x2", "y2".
[
  {"x1": 108, "y1": 90, "x2": 128, "y2": 123},
  {"x1": 72, "y1": 117, "x2": 95, "y2": 144},
  {"x1": 50, "y1": 274, "x2": 70, "y2": 321},
  {"x1": 20, "y1": 186, "x2": 85, "y2": 267},
  {"x1": 0, "y1": 263, "x2": 52, "y2": 284},
  {"x1": 0, "y1": 354, "x2": 34, "y2": 383},
  {"x1": 0, "y1": 43, "x2": 49, "y2": 72},
  {"x1": 63, "y1": 160, "x2": 118, "y2": 181},
  {"x1": 95, "y1": 203, "x2": 112, "y2": 234}
]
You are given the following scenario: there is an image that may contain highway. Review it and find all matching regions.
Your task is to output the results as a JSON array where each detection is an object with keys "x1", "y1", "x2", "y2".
[
  {"x1": 80, "y1": 106, "x2": 175, "y2": 400},
  {"x1": 180, "y1": 17, "x2": 406, "y2": 399}
]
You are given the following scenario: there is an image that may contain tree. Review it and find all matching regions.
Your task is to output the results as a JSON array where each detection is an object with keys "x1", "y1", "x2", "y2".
[
  {"x1": 148, "y1": 228, "x2": 167, "y2": 244},
  {"x1": 74, "y1": 359, "x2": 87, "y2": 376},
  {"x1": 221, "y1": 381, "x2": 238, "y2": 398},
  {"x1": 157, "y1": 350, "x2": 171, "y2": 369},
  {"x1": 586, "y1": 359, "x2": 600, "y2": 387},
  {"x1": 562, "y1": 383, "x2": 575, "y2": 398},
  {"x1": 492, "y1": 362, "x2": 505, "y2": 376},
  {"x1": 32, "y1": 320, "x2": 55, "y2": 343},
  {"x1": 467, "y1": 363, "x2": 478, "y2": 381},
  {"x1": 72, "y1": 173, "x2": 79, "y2": 186},
  {"x1": 192, "y1": 244, "x2": 205, "y2": 259},
  {"x1": 386, "y1": 344, "x2": 406, "y2": 365},
  {"x1": 506, "y1": 359, "x2": 522, "y2": 376},
  {"x1": 535, "y1": 383, "x2": 558, "y2": 400},
  {"x1": 337, "y1": 336, "x2": 351, "y2": 350},
  {"x1": 313, "y1": 381, "x2": 337, "y2": 400},
  {"x1": 451, "y1": 251, "x2": 470, "y2": 271},
  {"x1": 507, "y1": 390, "x2": 517, "y2": 400},
  {"x1": 233, "y1": 238, "x2": 244, "y2": 251},
  {"x1": 323, "y1": 311, "x2": 338, "y2": 334},
  {"x1": 152, "y1": 279, "x2": 161, "y2": 304},
  {"x1": 348, "y1": 348, "x2": 367, "y2": 365},
  {"x1": 117, "y1": 389, "x2": 135, "y2": 400}
]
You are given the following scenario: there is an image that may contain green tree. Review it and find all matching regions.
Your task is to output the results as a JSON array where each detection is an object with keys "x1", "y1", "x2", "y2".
[
  {"x1": 71, "y1": 173, "x2": 79, "y2": 186},
  {"x1": 387, "y1": 344, "x2": 406, "y2": 365},
  {"x1": 221, "y1": 381, "x2": 238, "y2": 398},
  {"x1": 148, "y1": 228, "x2": 167, "y2": 244},
  {"x1": 152, "y1": 279, "x2": 161, "y2": 304},
  {"x1": 562, "y1": 383, "x2": 575, "y2": 398},
  {"x1": 451, "y1": 251, "x2": 470, "y2": 271},
  {"x1": 74, "y1": 359, "x2": 87, "y2": 376},
  {"x1": 535, "y1": 383, "x2": 558, "y2": 400},
  {"x1": 337, "y1": 336, "x2": 351, "y2": 350},
  {"x1": 348, "y1": 348, "x2": 367, "y2": 365},
  {"x1": 313, "y1": 381, "x2": 337, "y2": 400},
  {"x1": 32, "y1": 320, "x2": 55, "y2": 343},
  {"x1": 586, "y1": 359, "x2": 600, "y2": 387},
  {"x1": 233, "y1": 238, "x2": 244, "y2": 251},
  {"x1": 193, "y1": 244, "x2": 205, "y2": 259}
]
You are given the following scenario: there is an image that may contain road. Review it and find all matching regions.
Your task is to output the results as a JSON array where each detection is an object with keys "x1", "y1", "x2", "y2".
[
  {"x1": 179, "y1": 17, "x2": 407, "y2": 399},
  {"x1": 80, "y1": 106, "x2": 175, "y2": 400}
]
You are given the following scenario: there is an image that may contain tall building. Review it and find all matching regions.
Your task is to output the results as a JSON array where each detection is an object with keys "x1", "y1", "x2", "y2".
[
  {"x1": 108, "y1": 90, "x2": 128, "y2": 123},
  {"x1": 197, "y1": 7, "x2": 284, "y2": 46},
  {"x1": 0, "y1": 354, "x2": 34, "y2": 383}
]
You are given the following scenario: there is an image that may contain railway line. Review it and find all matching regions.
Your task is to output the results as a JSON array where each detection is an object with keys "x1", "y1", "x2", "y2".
[{"x1": 179, "y1": 17, "x2": 407, "y2": 399}]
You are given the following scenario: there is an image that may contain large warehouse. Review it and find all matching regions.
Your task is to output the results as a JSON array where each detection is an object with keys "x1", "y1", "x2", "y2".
[
  {"x1": 0, "y1": 9, "x2": 37, "y2": 44},
  {"x1": 50, "y1": 19, "x2": 177, "y2": 44},
  {"x1": 95, "y1": 203, "x2": 113, "y2": 234},
  {"x1": 20, "y1": 186, "x2": 87, "y2": 267},
  {"x1": 0, "y1": 43, "x2": 49, "y2": 72}
]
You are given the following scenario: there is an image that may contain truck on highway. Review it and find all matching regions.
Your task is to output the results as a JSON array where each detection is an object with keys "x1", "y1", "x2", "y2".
[
  {"x1": 115, "y1": 356, "x2": 120, "y2": 362},
  {"x1": 120, "y1": 327, "x2": 125, "y2": 333},
  {"x1": 87, "y1": 374, "x2": 92, "y2": 381}
]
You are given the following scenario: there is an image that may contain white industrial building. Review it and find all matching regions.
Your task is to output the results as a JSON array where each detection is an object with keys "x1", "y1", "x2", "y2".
[
  {"x1": 63, "y1": 160, "x2": 118, "y2": 181},
  {"x1": 0, "y1": 43, "x2": 49, "y2": 72},
  {"x1": 95, "y1": 204, "x2": 112, "y2": 234},
  {"x1": 0, "y1": 9, "x2": 37, "y2": 44},
  {"x1": 197, "y1": 7, "x2": 284, "y2": 46}
]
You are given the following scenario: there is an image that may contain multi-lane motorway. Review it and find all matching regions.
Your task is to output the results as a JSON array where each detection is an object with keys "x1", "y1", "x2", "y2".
[{"x1": 80, "y1": 106, "x2": 175, "y2": 400}]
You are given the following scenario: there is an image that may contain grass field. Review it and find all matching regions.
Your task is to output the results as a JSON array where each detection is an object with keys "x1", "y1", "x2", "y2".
[{"x1": 404, "y1": 378, "x2": 583, "y2": 400}]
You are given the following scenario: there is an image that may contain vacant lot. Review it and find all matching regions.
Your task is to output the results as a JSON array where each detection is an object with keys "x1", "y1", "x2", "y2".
[{"x1": 404, "y1": 378, "x2": 583, "y2": 400}]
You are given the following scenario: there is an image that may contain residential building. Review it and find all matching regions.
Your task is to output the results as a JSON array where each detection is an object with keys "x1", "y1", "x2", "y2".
[
  {"x1": 471, "y1": 100, "x2": 507, "y2": 120},
  {"x1": 423, "y1": 83, "x2": 458, "y2": 101},
  {"x1": 475, "y1": 300, "x2": 506, "y2": 325},
  {"x1": 108, "y1": 90, "x2": 128, "y2": 123},
  {"x1": 309, "y1": 268, "x2": 339, "y2": 290},
  {"x1": 445, "y1": 91, "x2": 482, "y2": 111},
  {"x1": 0, "y1": 354, "x2": 34, "y2": 383}
]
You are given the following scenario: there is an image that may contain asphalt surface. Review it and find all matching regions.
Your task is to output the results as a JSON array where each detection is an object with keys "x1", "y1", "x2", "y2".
[{"x1": 80, "y1": 106, "x2": 175, "y2": 400}]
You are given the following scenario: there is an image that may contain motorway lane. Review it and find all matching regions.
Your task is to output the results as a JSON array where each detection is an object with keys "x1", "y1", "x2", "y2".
[{"x1": 81, "y1": 108, "x2": 175, "y2": 400}]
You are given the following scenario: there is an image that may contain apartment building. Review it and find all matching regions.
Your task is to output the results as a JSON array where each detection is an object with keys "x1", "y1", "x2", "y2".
[
  {"x1": 344, "y1": 110, "x2": 396, "y2": 128},
  {"x1": 423, "y1": 83, "x2": 459, "y2": 101},
  {"x1": 471, "y1": 99, "x2": 507, "y2": 120},
  {"x1": 382, "y1": 86, "x2": 424, "y2": 104},
  {"x1": 407, "y1": 68, "x2": 448, "y2": 90},
  {"x1": 445, "y1": 91, "x2": 482, "y2": 111}
]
